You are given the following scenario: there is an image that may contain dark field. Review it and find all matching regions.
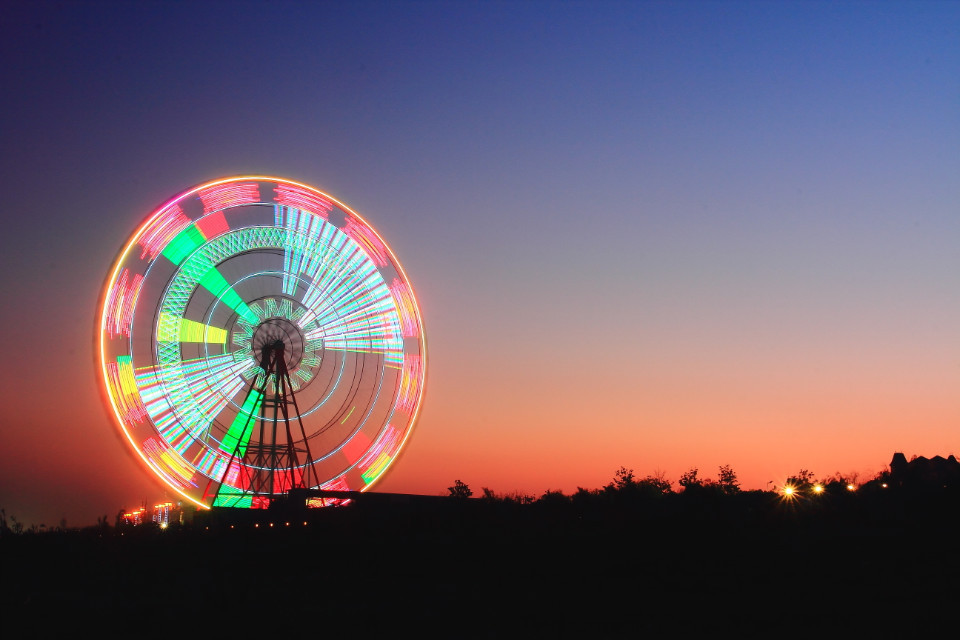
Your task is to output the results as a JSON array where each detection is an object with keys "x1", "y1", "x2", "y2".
[{"x1": 3, "y1": 489, "x2": 959, "y2": 636}]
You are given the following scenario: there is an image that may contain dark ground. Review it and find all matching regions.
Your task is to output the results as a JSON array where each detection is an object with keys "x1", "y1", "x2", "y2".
[{"x1": 3, "y1": 488, "x2": 959, "y2": 636}]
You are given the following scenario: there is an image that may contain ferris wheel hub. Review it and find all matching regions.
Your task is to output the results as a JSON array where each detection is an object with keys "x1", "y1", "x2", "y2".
[{"x1": 250, "y1": 316, "x2": 308, "y2": 371}]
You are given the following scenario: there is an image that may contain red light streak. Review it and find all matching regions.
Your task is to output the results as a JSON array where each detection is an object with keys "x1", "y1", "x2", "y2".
[
  {"x1": 194, "y1": 210, "x2": 230, "y2": 239},
  {"x1": 342, "y1": 431, "x2": 372, "y2": 464}
]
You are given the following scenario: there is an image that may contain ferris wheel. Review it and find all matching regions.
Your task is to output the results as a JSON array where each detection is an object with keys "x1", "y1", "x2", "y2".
[{"x1": 97, "y1": 177, "x2": 426, "y2": 509}]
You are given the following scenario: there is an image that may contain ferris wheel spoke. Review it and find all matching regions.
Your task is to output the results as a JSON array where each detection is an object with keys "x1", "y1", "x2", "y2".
[
  {"x1": 157, "y1": 313, "x2": 228, "y2": 344},
  {"x1": 303, "y1": 293, "x2": 403, "y2": 363},
  {"x1": 160, "y1": 223, "x2": 260, "y2": 325},
  {"x1": 134, "y1": 354, "x2": 247, "y2": 455}
]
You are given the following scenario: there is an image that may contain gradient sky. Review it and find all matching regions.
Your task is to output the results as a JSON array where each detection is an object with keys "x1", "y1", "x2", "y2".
[{"x1": 1, "y1": 0, "x2": 957, "y2": 526}]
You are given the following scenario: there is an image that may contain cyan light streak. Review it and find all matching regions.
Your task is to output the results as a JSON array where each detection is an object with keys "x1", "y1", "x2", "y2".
[
  {"x1": 135, "y1": 354, "x2": 247, "y2": 456},
  {"x1": 273, "y1": 206, "x2": 404, "y2": 363}
]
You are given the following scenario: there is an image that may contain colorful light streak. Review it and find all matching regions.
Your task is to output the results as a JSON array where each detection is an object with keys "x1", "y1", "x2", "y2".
[
  {"x1": 105, "y1": 356, "x2": 147, "y2": 423},
  {"x1": 389, "y1": 278, "x2": 419, "y2": 338},
  {"x1": 396, "y1": 355, "x2": 422, "y2": 413},
  {"x1": 359, "y1": 424, "x2": 401, "y2": 484},
  {"x1": 343, "y1": 215, "x2": 390, "y2": 267}
]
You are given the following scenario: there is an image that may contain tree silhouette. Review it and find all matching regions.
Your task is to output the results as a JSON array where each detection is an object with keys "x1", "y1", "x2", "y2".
[
  {"x1": 448, "y1": 479, "x2": 473, "y2": 499},
  {"x1": 679, "y1": 467, "x2": 701, "y2": 490},
  {"x1": 717, "y1": 464, "x2": 740, "y2": 494}
]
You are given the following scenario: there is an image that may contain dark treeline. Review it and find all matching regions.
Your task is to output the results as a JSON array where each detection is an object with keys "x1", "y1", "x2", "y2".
[{"x1": 3, "y1": 459, "x2": 960, "y2": 635}]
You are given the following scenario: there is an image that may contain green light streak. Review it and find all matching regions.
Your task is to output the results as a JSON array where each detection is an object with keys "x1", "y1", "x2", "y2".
[
  {"x1": 213, "y1": 492, "x2": 252, "y2": 508},
  {"x1": 220, "y1": 389, "x2": 262, "y2": 458},
  {"x1": 161, "y1": 224, "x2": 206, "y2": 266}
]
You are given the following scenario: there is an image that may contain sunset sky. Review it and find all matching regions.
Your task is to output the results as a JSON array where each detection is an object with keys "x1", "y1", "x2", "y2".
[{"x1": 1, "y1": 1, "x2": 957, "y2": 526}]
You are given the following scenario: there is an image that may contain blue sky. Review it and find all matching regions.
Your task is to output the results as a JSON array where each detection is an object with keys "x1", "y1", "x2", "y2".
[{"x1": 1, "y1": 1, "x2": 957, "y2": 525}]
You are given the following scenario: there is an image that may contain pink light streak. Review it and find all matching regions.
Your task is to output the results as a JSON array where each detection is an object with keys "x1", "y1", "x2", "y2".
[
  {"x1": 343, "y1": 216, "x2": 390, "y2": 267},
  {"x1": 199, "y1": 182, "x2": 260, "y2": 213},
  {"x1": 138, "y1": 204, "x2": 190, "y2": 260},
  {"x1": 103, "y1": 269, "x2": 144, "y2": 338},
  {"x1": 274, "y1": 183, "x2": 333, "y2": 219},
  {"x1": 389, "y1": 278, "x2": 419, "y2": 338},
  {"x1": 396, "y1": 356, "x2": 422, "y2": 414}
]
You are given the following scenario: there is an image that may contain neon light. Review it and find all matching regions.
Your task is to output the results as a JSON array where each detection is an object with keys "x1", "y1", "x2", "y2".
[
  {"x1": 199, "y1": 182, "x2": 260, "y2": 213},
  {"x1": 396, "y1": 355, "x2": 422, "y2": 413},
  {"x1": 389, "y1": 278, "x2": 419, "y2": 338},
  {"x1": 138, "y1": 204, "x2": 191, "y2": 260},
  {"x1": 343, "y1": 215, "x2": 390, "y2": 267},
  {"x1": 136, "y1": 355, "x2": 247, "y2": 455},
  {"x1": 157, "y1": 313, "x2": 227, "y2": 344},
  {"x1": 213, "y1": 491, "x2": 252, "y2": 508},
  {"x1": 274, "y1": 183, "x2": 333, "y2": 219},
  {"x1": 359, "y1": 425, "x2": 400, "y2": 484},
  {"x1": 105, "y1": 356, "x2": 147, "y2": 423},
  {"x1": 220, "y1": 390, "x2": 263, "y2": 458},
  {"x1": 103, "y1": 269, "x2": 143, "y2": 338},
  {"x1": 98, "y1": 176, "x2": 427, "y2": 511},
  {"x1": 161, "y1": 224, "x2": 206, "y2": 266},
  {"x1": 194, "y1": 210, "x2": 230, "y2": 239},
  {"x1": 342, "y1": 431, "x2": 372, "y2": 464},
  {"x1": 159, "y1": 230, "x2": 260, "y2": 324},
  {"x1": 143, "y1": 437, "x2": 197, "y2": 489}
]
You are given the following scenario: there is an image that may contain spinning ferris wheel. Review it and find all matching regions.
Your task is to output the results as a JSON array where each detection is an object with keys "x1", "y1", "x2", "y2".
[{"x1": 97, "y1": 177, "x2": 426, "y2": 509}]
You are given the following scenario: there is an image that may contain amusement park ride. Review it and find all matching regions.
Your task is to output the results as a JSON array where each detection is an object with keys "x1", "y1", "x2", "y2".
[{"x1": 97, "y1": 177, "x2": 426, "y2": 512}]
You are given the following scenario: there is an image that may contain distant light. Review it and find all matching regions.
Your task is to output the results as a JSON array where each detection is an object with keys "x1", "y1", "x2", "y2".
[
  {"x1": 847, "y1": 483, "x2": 856, "y2": 491},
  {"x1": 159, "y1": 522, "x2": 168, "y2": 530},
  {"x1": 812, "y1": 484, "x2": 824, "y2": 494},
  {"x1": 782, "y1": 485, "x2": 796, "y2": 498},
  {"x1": 881, "y1": 483, "x2": 888, "y2": 489},
  {"x1": 269, "y1": 523, "x2": 274, "y2": 527}
]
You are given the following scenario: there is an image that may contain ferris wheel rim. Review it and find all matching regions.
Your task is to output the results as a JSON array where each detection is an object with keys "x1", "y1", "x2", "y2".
[{"x1": 97, "y1": 176, "x2": 427, "y2": 510}]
